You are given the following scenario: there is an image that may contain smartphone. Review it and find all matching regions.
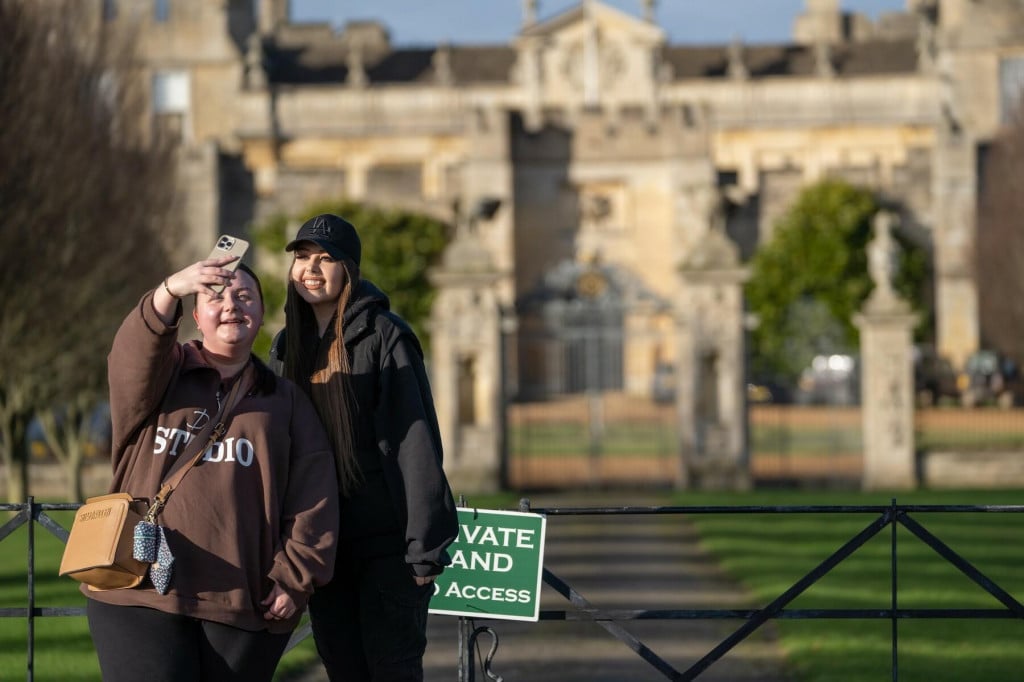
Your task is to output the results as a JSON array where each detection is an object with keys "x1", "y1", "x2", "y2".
[{"x1": 207, "y1": 235, "x2": 249, "y2": 293}]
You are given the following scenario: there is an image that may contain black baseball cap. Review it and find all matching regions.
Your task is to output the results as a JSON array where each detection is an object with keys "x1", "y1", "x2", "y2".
[{"x1": 285, "y1": 214, "x2": 361, "y2": 265}]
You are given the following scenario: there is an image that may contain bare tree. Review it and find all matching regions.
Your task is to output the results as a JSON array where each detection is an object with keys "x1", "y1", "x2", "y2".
[
  {"x1": 977, "y1": 108, "x2": 1024, "y2": 364},
  {"x1": 0, "y1": 1, "x2": 176, "y2": 501}
]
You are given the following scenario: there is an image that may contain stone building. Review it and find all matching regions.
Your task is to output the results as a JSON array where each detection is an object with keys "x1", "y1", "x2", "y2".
[{"x1": 86, "y1": 0, "x2": 1024, "y2": 488}]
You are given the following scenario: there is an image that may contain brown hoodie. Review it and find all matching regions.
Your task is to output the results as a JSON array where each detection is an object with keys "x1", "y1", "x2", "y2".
[{"x1": 84, "y1": 292, "x2": 339, "y2": 634}]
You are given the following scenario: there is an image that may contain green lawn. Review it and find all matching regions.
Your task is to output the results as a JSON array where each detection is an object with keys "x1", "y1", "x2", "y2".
[
  {"x1": 0, "y1": 509, "x2": 318, "y2": 681},
  {"x1": 671, "y1": 488, "x2": 1024, "y2": 682},
  {"x1": 5, "y1": 490, "x2": 1024, "y2": 681}
]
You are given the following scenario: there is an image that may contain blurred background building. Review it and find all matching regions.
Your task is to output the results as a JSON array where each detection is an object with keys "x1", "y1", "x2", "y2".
[
  {"x1": 91, "y1": 0, "x2": 1023, "y2": 369},
  {"x1": 71, "y1": 0, "x2": 1024, "y2": 488}
]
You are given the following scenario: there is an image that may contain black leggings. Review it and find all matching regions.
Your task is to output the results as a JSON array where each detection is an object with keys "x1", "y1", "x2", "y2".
[
  {"x1": 86, "y1": 599, "x2": 292, "y2": 682},
  {"x1": 309, "y1": 554, "x2": 433, "y2": 682}
]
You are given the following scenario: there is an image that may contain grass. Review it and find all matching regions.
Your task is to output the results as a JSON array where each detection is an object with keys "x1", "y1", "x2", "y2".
[
  {"x1": 669, "y1": 488, "x2": 1024, "y2": 682},
  {"x1": 0, "y1": 509, "x2": 319, "y2": 681},
  {"x1": 5, "y1": 490, "x2": 1024, "y2": 681}
]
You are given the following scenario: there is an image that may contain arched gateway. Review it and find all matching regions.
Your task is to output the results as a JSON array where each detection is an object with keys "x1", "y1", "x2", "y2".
[{"x1": 505, "y1": 258, "x2": 681, "y2": 489}]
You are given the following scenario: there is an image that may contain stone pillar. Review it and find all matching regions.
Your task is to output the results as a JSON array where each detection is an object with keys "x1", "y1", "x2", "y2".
[
  {"x1": 429, "y1": 209, "x2": 508, "y2": 494},
  {"x1": 931, "y1": 64, "x2": 979, "y2": 369},
  {"x1": 855, "y1": 213, "x2": 918, "y2": 490},
  {"x1": 676, "y1": 225, "x2": 751, "y2": 490}
]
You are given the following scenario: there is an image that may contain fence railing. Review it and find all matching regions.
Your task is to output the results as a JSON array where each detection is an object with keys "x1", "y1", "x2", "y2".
[
  {"x1": 509, "y1": 499, "x2": 1024, "y2": 682},
  {"x1": 4, "y1": 498, "x2": 1024, "y2": 681}
]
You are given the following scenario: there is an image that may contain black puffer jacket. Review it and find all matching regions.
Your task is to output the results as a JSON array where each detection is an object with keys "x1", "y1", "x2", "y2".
[{"x1": 272, "y1": 280, "x2": 458, "y2": 578}]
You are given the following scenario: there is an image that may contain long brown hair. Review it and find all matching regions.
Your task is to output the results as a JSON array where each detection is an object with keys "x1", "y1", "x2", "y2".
[{"x1": 282, "y1": 259, "x2": 361, "y2": 495}]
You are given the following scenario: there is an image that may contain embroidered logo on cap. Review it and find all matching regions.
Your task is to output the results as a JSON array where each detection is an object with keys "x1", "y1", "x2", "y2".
[{"x1": 310, "y1": 216, "x2": 332, "y2": 239}]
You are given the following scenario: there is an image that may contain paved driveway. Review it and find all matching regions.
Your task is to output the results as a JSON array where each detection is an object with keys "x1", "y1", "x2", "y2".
[{"x1": 298, "y1": 492, "x2": 791, "y2": 682}]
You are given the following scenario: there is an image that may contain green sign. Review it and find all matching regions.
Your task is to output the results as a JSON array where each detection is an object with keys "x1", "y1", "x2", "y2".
[{"x1": 429, "y1": 507, "x2": 547, "y2": 622}]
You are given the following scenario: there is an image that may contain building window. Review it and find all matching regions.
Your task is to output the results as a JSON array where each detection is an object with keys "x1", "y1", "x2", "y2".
[
  {"x1": 154, "y1": 0, "x2": 170, "y2": 23},
  {"x1": 152, "y1": 70, "x2": 190, "y2": 143},
  {"x1": 152, "y1": 70, "x2": 189, "y2": 113},
  {"x1": 103, "y1": 0, "x2": 117, "y2": 21},
  {"x1": 999, "y1": 56, "x2": 1024, "y2": 123}
]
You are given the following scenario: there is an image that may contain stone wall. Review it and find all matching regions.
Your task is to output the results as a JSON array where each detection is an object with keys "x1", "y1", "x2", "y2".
[{"x1": 920, "y1": 451, "x2": 1024, "y2": 488}]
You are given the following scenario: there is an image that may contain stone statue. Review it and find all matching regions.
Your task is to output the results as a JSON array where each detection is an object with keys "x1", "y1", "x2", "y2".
[
  {"x1": 868, "y1": 211, "x2": 900, "y2": 302},
  {"x1": 522, "y1": 0, "x2": 538, "y2": 26},
  {"x1": 727, "y1": 35, "x2": 748, "y2": 80},
  {"x1": 916, "y1": 9, "x2": 937, "y2": 74},
  {"x1": 643, "y1": 0, "x2": 657, "y2": 23},
  {"x1": 433, "y1": 44, "x2": 454, "y2": 86},
  {"x1": 814, "y1": 38, "x2": 835, "y2": 78},
  {"x1": 346, "y1": 44, "x2": 367, "y2": 88},
  {"x1": 245, "y1": 34, "x2": 266, "y2": 89}
]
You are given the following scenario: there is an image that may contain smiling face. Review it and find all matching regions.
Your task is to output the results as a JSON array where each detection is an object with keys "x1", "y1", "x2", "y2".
[
  {"x1": 290, "y1": 242, "x2": 348, "y2": 312},
  {"x1": 192, "y1": 268, "x2": 264, "y2": 358}
]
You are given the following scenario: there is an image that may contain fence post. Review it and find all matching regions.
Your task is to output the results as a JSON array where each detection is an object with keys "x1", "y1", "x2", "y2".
[
  {"x1": 891, "y1": 497, "x2": 898, "y2": 682},
  {"x1": 27, "y1": 497, "x2": 35, "y2": 682},
  {"x1": 458, "y1": 615, "x2": 470, "y2": 682},
  {"x1": 457, "y1": 494, "x2": 469, "y2": 682}
]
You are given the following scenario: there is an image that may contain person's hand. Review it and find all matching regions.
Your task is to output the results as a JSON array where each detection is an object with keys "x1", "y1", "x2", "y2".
[
  {"x1": 413, "y1": 575, "x2": 438, "y2": 587},
  {"x1": 261, "y1": 583, "x2": 298, "y2": 621},
  {"x1": 160, "y1": 255, "x2": 240, "y2": 301},
  {"x1": 152, "y1": 255, "x2": 239, "y2": 324}
]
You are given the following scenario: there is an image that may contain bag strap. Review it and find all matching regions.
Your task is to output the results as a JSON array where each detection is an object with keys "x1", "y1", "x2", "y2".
[{"x1": 143, "y1": 363, "x2": 251, "y2": 523}]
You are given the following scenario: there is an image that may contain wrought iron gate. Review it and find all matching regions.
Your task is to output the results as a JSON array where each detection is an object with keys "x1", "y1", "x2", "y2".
[{"x1": 503, "y1": 259, "x2": 678, "y2": 488}]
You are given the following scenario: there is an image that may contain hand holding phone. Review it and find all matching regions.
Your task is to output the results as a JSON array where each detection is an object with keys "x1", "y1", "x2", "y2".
[{"x1": 207, "y1": 235, "x2": 249, "y2": 293}]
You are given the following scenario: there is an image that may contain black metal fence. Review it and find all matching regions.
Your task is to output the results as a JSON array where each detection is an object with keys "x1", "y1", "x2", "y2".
[
  {"x1": 4, "y1": 498, "x2": 1024, "y2": 682},
  {"x1": 513, "y1": 499, "x2": 1024, "y2": 682}
]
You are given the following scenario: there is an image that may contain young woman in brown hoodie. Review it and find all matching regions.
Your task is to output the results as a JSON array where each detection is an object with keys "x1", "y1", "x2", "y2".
[{"x1": 85, "y1": 257, "x2": 339, "y2": 682}]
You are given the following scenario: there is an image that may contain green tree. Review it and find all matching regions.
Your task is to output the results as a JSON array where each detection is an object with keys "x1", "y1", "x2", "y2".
[
  {"x1": 253, "y1": 201, "x2": 450, "y2": 354},
  {"x1": 0, "y1": 2, "x2": 175, "y2": 501},
  {"x1": 746, "y1": 179, "x2": 929, "y2": 383}
]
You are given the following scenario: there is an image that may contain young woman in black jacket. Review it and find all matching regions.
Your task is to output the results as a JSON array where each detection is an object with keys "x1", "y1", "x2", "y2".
[{"x1": 272, "y1": 213, "x2": 458, "y2": 682}]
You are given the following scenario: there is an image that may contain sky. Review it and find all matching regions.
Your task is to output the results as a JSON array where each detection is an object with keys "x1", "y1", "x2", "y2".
[{"x1": 291, "y1": 0, "x2": 910, "y2": 47}]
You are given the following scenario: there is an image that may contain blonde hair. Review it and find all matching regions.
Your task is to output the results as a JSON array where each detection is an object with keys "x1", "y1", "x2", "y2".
[{"x1": 282, "y1": 259, "x2": 360, "y2": 495}]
